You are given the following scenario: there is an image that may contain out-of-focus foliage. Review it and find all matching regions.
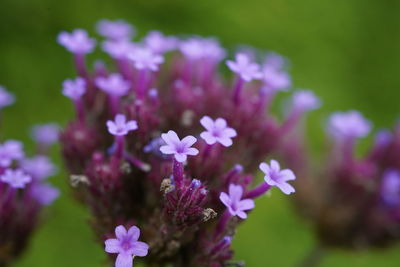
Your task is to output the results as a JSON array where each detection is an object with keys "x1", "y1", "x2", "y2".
[{"x1": 0, "y1": 0, "x2": 399, "y2": 266}]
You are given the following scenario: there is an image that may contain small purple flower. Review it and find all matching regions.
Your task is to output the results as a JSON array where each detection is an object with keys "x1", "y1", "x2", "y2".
[
  {"x1": 105, "y1": 225, "x2": 149, "y2": 267},
  {"x1": 144, "y1": 31, "x2": 177, "y2": 54},
  {"x1": 292, "y1": 90, "x2": 321, "y2": 111},
  {"x1": 0, "y1": 169, "x2": 32, "y2": 189},
  {"x1": 262, "y1": 66, "x2": 291, "y2": 92},
  {"x1": 0, "y1": 140, "x2": 24, "y2": 167},
  {"x1": 95, "y1": 74, "x2": 130, "y2": 97},
  {"x1": 96, "y1": 19, "x2": 135, "y2": 40},
  {"x1": 102, "y1": 39, "x2": 136, "y2": 59},
  {"x1": 226, "y1": 53, "x2": 263, "y2": 82},
  {"x1": 107, "y1": 114, "x2": 138, "y2": 136},
  {"x1": 57, "y1": 29, "x2": 96, "y2": 54},
  {"x1": 259, "y1": 160, "x2": 296, "y2": 195},
  {"x1": 381, "y1": 169, "x2": 400, "y2": 206},
  {"x1": 31, "y1": 183, "x2": 60, "y2": 205},
  {"x1": 159, "y1": 130, "x2": 199, "y2": 162},
  {"x1": 200, "y1": 116, "x2": 237, "y2": 147},
  {"x1": 219, "y1": 184, "x2": 255, "y2": 219},
  {"x1": 62, "y1": 77, "x2": 86, "y2": 100},
  {"x1": 264, "y1": 52, "x2": 287, "y2": 70},
  {"x1": 328, "y1": 110, "x2": 371, "y2": 140},
  {"x1": 0, "y1": 86, "x2": 15, "y2": 108},
  {"x1": 128, "y1": 47, "x2": 164, "y2": 71},
  {"x1": 31, "y1": 123, "x2": 59, "y2": 146},
  {"x1": 179, "y1": 38, "x2": 225, "y2": 62},
  {"x1": 21, "y1": 155, "x2": 56, "y2": 180}
]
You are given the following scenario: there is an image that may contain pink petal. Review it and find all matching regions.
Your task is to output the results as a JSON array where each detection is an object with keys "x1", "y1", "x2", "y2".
[
  {"x1": 215, "y1": 118, "x2": 227, "y2": 129},
  {"x1": 200, "y1": 132, "x2": 217, "y2": 145},
  {"x1": 270, "y1": 160, "x2": 280, "y2": 172},
  {"x1": 280, "y1": 169, "x2": 296, "y2": 181}
]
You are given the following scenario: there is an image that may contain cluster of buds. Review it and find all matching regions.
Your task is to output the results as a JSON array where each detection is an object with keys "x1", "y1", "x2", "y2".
[
  {"x1": 285, "y1": 110, "x2": 400, "y2": 250},
  {"x1": 0, "y1": 86, "x2": 59, "y2": 266},
  {"x1": 58, "y1": 19, "x2": 319, "y2": 267}
]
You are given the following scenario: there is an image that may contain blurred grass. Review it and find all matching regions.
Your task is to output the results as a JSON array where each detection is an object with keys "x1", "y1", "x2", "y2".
[{"x1": 0, "y1": 0, "x2": 399, "y2": 266}]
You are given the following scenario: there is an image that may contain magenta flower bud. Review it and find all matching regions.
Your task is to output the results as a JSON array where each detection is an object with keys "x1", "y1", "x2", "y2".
[
  {"x1": 96, "y1": 19, "x2": 135, "y2": 40},
  {"x1": 328, "y1": 110, "x2": 372, "y2": 140},
  {"x1": 128, "y1": 47, "x2": 164, "y2": 71},
  {"x1": 57, "y1": 29, "x2": 96, "y2": 54},
  {"x1": 0, "y1": 169, "x2": 31, "y2": 189},
  {"x1": 200, "y1": 116, "x2": 237, "y2": 147},
  {"x1": 0, "y1": 86, "x2": 15, "y2": 108},
  {"x1": 219, "y1": 184, "x2": 255, "y2": 219},
  {"x1": 95, "y1": 73, "x2": 130, "y2": 97},
  {"x1": 105, "y1": 225, "x2": 149, "y2": 267},
  {"x1": 62, "y1": 77, "x2": 86, "y2": 100},
  {"x1": 226, "y1": 53, "x2": 263, "y2": 82},
  {"x1": 259, "y1": 160, "x2": 296, "y2": 195}
]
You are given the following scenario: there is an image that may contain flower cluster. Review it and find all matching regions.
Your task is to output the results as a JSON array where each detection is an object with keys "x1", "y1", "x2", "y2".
[
  {"x1": 58, "y1": 20, "x2": 315, "y2": 267},
  {"x1": 0, "y1": 87, "x2": 59, "y2": 266},
  {"x1": 283, "y1": 110, "x2": 400, "y2": 250}
]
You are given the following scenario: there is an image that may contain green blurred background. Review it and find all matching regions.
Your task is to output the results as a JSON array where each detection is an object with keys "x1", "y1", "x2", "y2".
[{"x1": 1, "y1": 0, "x2": 400, "y2": 266}]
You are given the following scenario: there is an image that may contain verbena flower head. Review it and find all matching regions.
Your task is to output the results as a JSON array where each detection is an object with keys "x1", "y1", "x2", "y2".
[
  {"x1": 95, "y1": 74, "x2": 130, "y2": 97},
  {"x1": 107, "y1": 114, "x2": 138, "y2": 136},
  {"x1": 128, "y1": 47, "x2": 164, "y2": 71},
  {"x1": 200, "y1": 116, "x2": 237, "y2": 147},
  {"x1": 219, "y1": 184, "x2": 255, "y2": 219},
  {"x1": 97, "y1": 19, "x2": 135, "y2": 40},
  {"x1": 0, "y1": 169, "x2": 31, "y2": 188},
  {"x1": 160, "y1": 130, "x2": 199, "y2": 162},
  {"x1": 59, "y1": 21, "x2": 312, "y2": 267},
  {"x1": 259, "y1": 160, "x2": 296, "y2": 195},
  {"x1": 57, "y1": 29, "x2": 96, "y2": 54},
  {"x1": 292, "y1": 89, "x2": 321, "y2": 111},
  {"x1": 328, "y1": 110, "x2": 372, "y2": 140},
  {"x1": 62, "y1": 77, "x2": 86, "y2": 100},
  {"x1": 105, "y1": 225, "x2": 149, "y2": 267},
  {"x1": 0, "y1": 85, "x2": 15, "y2": 108},
  {"x1": 31, "y1": 123, "x2": 59, "y2": 146},
  {"x1": 226, "y1": 53, "x2": 263, "y2": 82}
]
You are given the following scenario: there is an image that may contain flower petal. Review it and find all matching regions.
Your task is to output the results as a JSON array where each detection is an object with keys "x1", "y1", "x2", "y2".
[
  {"x1": 200, "y1": 132, "x2": 217, "y2": 145},
  {"x1": 200, "y1": 116, "x2": 214, "y2": 131},
  {"x1": 115, "y1": 225, "x2": 127, "y2": 240},
  {"x1": 127, "y1": 226, "x2": 140, "y2": 241},
  {"x1": 181, "y1": 135, "x2": 197, "y2": 147},
  {"x1": 276, "y1": 182, "x2": 295, "y2": 195},
  {"x1": 280, "y1": 169, "x2": 296, "y2": 181},
  {"x1": 238, "y1": 199, "x2": 255, "y2": 211},
  {"x1": 219, "y1": 192, "x2": 231, "y2": 208},
  {"x1": 105, "y1": 238, "x2": 121, "y2": 253},
  {"x1": 116, "y1": 253, "x2": 133, "y2": 267},
  {"x1": 186, "y1": 147, "x2": 199, "y2": 156},
  {"x1": 132, "y1": 241, "x2": 149, "y2": 257},
  {"x1": 174, "y1": 153, "x2": 187, "y2": 163},
  {"x1": 228, "y1": 184, "x2": 243, "y2": 202},
  {"x1": 270, "y1": 160, "x2": 280, "y2": 172},
  {"x1": 159, "y1": 145, "x2": 175, "y2": 155},
  {"x1": 259, "y1": 162, "x2": 270, "y2": 175}
]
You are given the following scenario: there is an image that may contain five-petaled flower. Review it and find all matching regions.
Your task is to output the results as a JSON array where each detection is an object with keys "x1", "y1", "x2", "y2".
[
  {"x1": 62, "y1": 77, "x2": 87, "y2": 100},
  {"x1": 259, "y1": 160, "x2": 296, "y2": 195},
  {"x1": 57, "y1": 29, "x2": 96, "y2": 54},
  {"x1": 96, "y1": 19, "x2": 135, "y2": 40},
  {"x1": 0, "y1": 169, "x2": 32, "y2": 189},
  {"x1": 105, "y1": 225, "x2": 149, "y2": 267},
  {"x1": 328, "y1": 110, "x2": 371, "y2": 140},
  {"x1": 262, "y1": 66, "x2": 291, "y2": 92},
  {"x1": 159, "y1": 130, "x2": 199, "y2": 162},
  {"x1": 292, "y1": 90, "x2": 321, "y2": 111},
  {"x1": 0, "y1": 140, "x2": 24, "y2": 167},
  {"x1": 95, "y1": 74, "x2": 130, "y2": 97},
  {"x1": 107, "y1": 114, "x2": 138, "y2": 136},
  {"x1": 200, "y1": 116, "x2": 237, "y2": 147},
  {"x1": 219, "y1": 184, "x2": 255, "y2": 219},
  {"x1": 128, "y1": 47, "x2": 164, "y2": 71},
  {"x1": 226, "y1": 53, "x2": 263, "y2": 82}
]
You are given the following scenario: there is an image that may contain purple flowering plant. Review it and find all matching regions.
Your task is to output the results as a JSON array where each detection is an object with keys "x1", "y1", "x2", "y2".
[
  {"x1": 57, "y1": 20, "x2": 317, "y2": 267},
  {"x1": 0, "y1": 87, "x2": 59, "y2": 266}
]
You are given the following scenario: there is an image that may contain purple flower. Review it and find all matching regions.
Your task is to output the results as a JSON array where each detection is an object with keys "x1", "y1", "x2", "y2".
[
  {"x1": 259, "y1": 160, "x2": 296, "y2": 195},
  {"x1": 31, "y1": 123, "x2": 59, "y2": 146},
  {"x1": 96, "y1": 19, "x2": 135, "y2": 40},
  {"x1": 226, "y1": 53, "x2": 263, "y2": 82},
  {"x1": 262, "y1": 66, "x2": 291, "y2": 92},
  {"x1": 0, "y1": 86, "x2": 15, "y2": 108},
  {"x1": 128, "y1": 47, "x2": 164, "y2": 71},
  {"x1": 105, "y1": 225, "x2": 149, "y2": 267},
  {"x1": 263, "y1": 52, "x2": 287, "y2": 70},
  {"x1": 57, "y1": 29, "x2": 96, "y2": 54},
  {"x1": 292, "y1": 90, "x2": 321, "y2": 111},
  {"x1": 21, "y1": 155, "x2": 56, "y2": 180},
  {"x1": 328, "y1": 110, "x2": 371, "y2": 140},
  {"x1": 102, "y1": 39, "x2": 136, "y2": 59},
  {"x1": 200, "y1": 116, "x2": 237, "y2": 147},
  {"x1": 179, "y1": 38, "x2": 225, "y2": 62},
  {"x1": 95, "y1": 74, "x2": 130, "y2": 97},
  {"x1": 0, "y1": 140, "x2": 24, "y2": 167},
  {"x1": 381, "y1": 169, "x2": 400, "y2": 206},
  {"x1": 0, "y1": 169, "x2": 31, "y2": 189},
  {"x1": 31, "y1": 183, "x2": 60, "y2": 205},
  {"x1": 143, "y1": 31, "x2": 177, "y2": 54},
  {"x1": 219, "y1": 184, "x2": 255, "y2": 219},
  {"x1": 62, "y1": 77, "x2": 86, "y2": 100},
  {"x1": 107, "y1": 114, "x2": 138, "y2": 136},
  {"x1": 159, "y1": 130, "x2": 199, "y2": 162}
]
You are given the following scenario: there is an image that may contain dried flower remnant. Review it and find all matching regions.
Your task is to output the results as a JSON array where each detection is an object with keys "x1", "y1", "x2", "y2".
[{"x1": 58, "y1": 20, "x2": 314, "y2": 267}]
